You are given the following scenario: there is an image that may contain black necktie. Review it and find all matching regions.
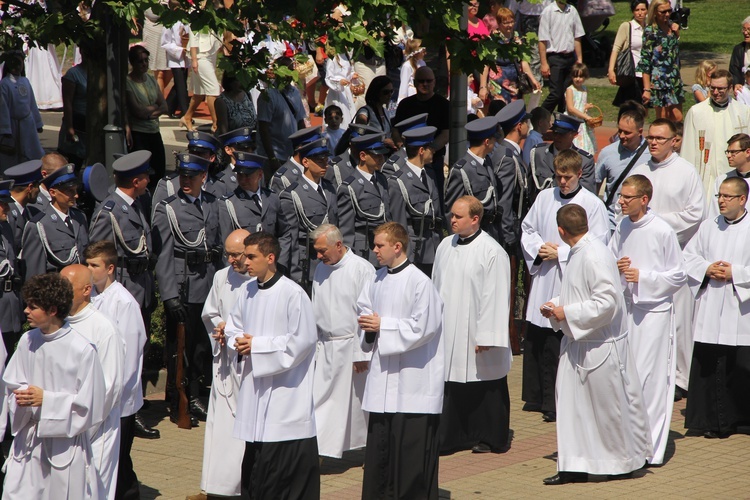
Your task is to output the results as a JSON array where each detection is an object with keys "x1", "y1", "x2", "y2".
[
  {"x1": 251, "y1": 193, "x2": 262, "y2": 211},
  {"x1": 194, "y1": 198, "x2": 202, "y2": 214},
  {"x1": 316, "y1": 184, "x2": 326, "y2": 201},
  {"x1": 371, "y1": 175, "x2": 380, "y2": 194},
  {"x1": 64, "y1": 217, "x2": 74, "y2": 233},
  {"x1": 420, "y1": 169, "x2": 428, "y2": 187}
]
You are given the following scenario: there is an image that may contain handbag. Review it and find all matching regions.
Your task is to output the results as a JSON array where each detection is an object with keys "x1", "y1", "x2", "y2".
[
  {"x1": 515, "y1": 62, "x2": 533, "y2": 95},
  {"x1": 615, "y1": 22, "x2": 636, "y2": 87}
]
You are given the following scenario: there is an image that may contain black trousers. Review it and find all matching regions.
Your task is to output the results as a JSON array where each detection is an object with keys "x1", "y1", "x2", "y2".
[
  {"x1": 522, "y1": 323, "x2": 562, "y2": 414},
  {"x1": 2, "y1": 330, "x2": 21, "y2": 364},
  {"x1": 541, "y1": 52, "x2": 576, "y2": 113},
  {"x1": 115, "y1": 414, "x2": 140, "y2": 500},
  {"x1": 686, "y1": 342, "x2": 750, "y2": 434},
  {"x1": 130, "y1": 130, "x2": 166, "y2": 189},
  {"x1": 363, "y1": 412, "x2": 440, "y2": 500},
  {"x1": 240, "y1": 437, "x2": 320, "y2": 500},
  {"x1": 165, "y1": 303, "x2": 212, "y2": 402},
  {"x1": 166, "y1": 67, "x2": 189, "y2": 116}
]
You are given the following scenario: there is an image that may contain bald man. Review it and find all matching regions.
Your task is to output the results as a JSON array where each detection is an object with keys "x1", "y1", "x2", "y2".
[
  {"x1": 393, "y1": 67, "x2": 450, "y2": 204},
  {"x1": 195, "y1": 229, "x2": 253, "y2": 499},
  {"x1": 32, "y1": 152, "x2": 69, "y2": 212},
  {"x1": 62, "y1": 264, "x2": 126, "y2": 499}
]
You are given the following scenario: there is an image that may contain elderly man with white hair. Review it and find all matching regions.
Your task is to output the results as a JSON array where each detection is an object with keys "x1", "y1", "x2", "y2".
[{"x1": 310, "y1": 223, "x2": 375, "y2": 459}]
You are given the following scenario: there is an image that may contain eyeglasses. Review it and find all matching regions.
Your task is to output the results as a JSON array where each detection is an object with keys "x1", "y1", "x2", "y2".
[
  {"x1": 618, "y1": 193, "x2": 641, "y2": 201},
  {"x1": 742, "y1": 27, "x2": 750, "y2": 33},
  {"x1": 710, "y1": 85, "x2": 730, "y2": 92},
  {"x1": 715, "y1": 194, "x2": 742, "y2": 200},
  {"x1": 415, "y1": 79, "x2": 434, "y2": 84},
  {"x1": 658, "y1": 8, "x2": 672, "y2": 14},
  {"x1": 725, "y1": 149, "x2": 747, "y2": 156},
  {"x1": 224, "y1": 251, "x2": 245, "y2": 260},
  {"x1": 645, "y1": 135, "x2": 675, "y2": 144}
]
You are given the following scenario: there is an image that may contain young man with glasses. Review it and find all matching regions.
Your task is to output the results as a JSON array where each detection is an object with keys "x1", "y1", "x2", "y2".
[
  {"x1": 706, "y1": 133, "x2": 750, "y2": 219},
  {"x1": 629, "y1": 117, "x2": 705, "y2": 401},
  {"x1": 608, "y1": 174, "x2": 686, "y2": 466},
  {"x1": 684, "y1": 176, "x2": 750, "y2": 440},
  {"x1": 681, "y1": 69, "x2": 750, "y2": 195}
]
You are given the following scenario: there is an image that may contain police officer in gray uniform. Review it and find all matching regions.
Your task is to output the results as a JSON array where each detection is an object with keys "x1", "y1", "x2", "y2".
[
  {"x1": 337, "y1": 133, "x2": 392, "y2": 266},
  {"x1": 21, "y1": 163, "x2": 89, "y2": 281},
  {"x1": 529, "y1": 114, "x2": 595, "y2": 196},
  {"x1": 387, "y1": 126, "x2": 445, "y2": 276},
  {"x1": 212, "y1": 127, "x2": 257, "y2": 197},
  {"x1": 491, "y1": 100, "x2": 533, "y2": 250},
  {"x1": 444, "y1": 116, "x2": 501, "y2": 241},
  {"x1": 269, "y1": 126, "x2": 323, "y2": 192},
  {"x1": 326, "y1": 122, "x2": 382, "y2": 190},
  {"x1": 279, "y1": 138, "x2": 338, "y2": 293},
  {"x1": 381, "y1": 113, "x2": 429, "y2": 178},
  {"x1": 152, "y1": 131, "x2": 223, "y2": 209},
  {"x1": 218, "y1": 151, "x2": 292, "y2": 265},
  {"x1": 4, "y1": 159, "x2": 43, "y2": 253},
  {"x1": 0, "y1": 180, "x2": 24, "y2": 356},
  {"x1": 153, "y1": 153, "x2": 222, "y2": 426}
]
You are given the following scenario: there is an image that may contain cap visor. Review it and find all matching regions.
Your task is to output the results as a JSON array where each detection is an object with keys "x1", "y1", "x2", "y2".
[
  {"x1": 369, "y1": 147, "x2": 392, "y2": 155},
  {"x1": 178, "y1": 169, "x2": 204, "y2": 177}
]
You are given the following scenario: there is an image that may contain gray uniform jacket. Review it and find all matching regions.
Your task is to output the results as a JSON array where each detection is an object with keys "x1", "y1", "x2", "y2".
[
  {"x1": 218, "y1": 187, "x2": 292, "y2": 265},
  {"x1": 21, "y1": 206, "x2": 89, "y2": 281},
  {"x1": 7, "y1": 203, "x2": 39, "y2": 254},
  {"x1": 89, "y1": 191, "x2": 154, "y2": 309},
  {"x1": 152, "y1": 190, "x2": 221, "y2": 304},
  {"x1": 0, "y1": 222, "x2": 22, "y2": 334},
  {"x1": 269, "y1": 159, "x2": 303, "y2": 193},
  {"x1": 381, "y1": 148, "x2": 407, "y2": 179},
  {"x1": 337, "y1": 168, "x2": 391, "y2": 267},
  {"x1": 205, "y1": 164, "x2": 238, "y2": 199},
  {"x1": 325, "y1": 152, "x2": 355, "y2": 190},
  {"x1": 387, "y1": 166, "x2": 444, "y2": 265},
  {"x1": 151, "y1": 173, "x2": 180, "y2": 219},
  {"x1": 490, "y1": 139, "x2": 532, "y2": 247},
  {"x1": 279, "y1": 178, "x2": 338, "y2": 288},
  {"x1": 529, "y1": 143, "x2": 596, "y2": 195},
  {"x1": 444, "y1": 151, "x2": 500, "y2": 240}
]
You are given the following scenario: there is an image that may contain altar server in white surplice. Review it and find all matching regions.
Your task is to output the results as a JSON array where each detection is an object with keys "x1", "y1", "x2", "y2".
[
  {"x1": 62, "y1": 264, "x2": 126, "y2": 499},
  {"x1": 3, "y1": 273, "x2": 106, "y2": 500},
  {"x1": 608, "y1": 175, "x2": 686, "y2": 465},
  {"x1": 86, "y1": 241, "x2": 147, "y2": 500},
  {"x1": 198, "y1": 229, "x2": 252, "y2": 498},
  {"x1": 681, "y1": 70, "x2": 750, "y2": 195},
  {"x1": 684, "y1": 177, "x2": 750, "y2": 440},
  {"x1": 520, "y1": 149, "x2": 609, "y2": 423},
  {"x1": 628, "y1": 118, "x2": 705, "y2": 395},
  {"x1": 357, "y1": 222, "x2": 444, "y2": 500},
  {"x1": 541, "y1": 204, "x2": 651, "y2": 486},
  {"x1": 310, "y1": 224, "x2": 374, "y2": 459},
  {"x1": 705, "y1": 134, "x2": 750, "y2": 221},
  {"x1": 224, "y1": 232, "x2": 319, "y2": 500},
  {"x1": 433, "y1": 196, "x2": 512, "y2": 455}
]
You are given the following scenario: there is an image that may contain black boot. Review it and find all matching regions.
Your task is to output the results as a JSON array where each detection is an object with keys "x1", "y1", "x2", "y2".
[
  {"x1": 134, "y1": 412, "x2": 160, "y2": 439},
  {"x1": 190, "y1": 398, "x2": 208, "y2": 422}
]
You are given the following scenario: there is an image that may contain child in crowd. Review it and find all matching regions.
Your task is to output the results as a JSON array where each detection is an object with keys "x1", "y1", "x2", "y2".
[
  {"x1": 735, "y1": 66, "x2": 750, "y2": 106},
  {"x1": 397, "y1": 38, "x2": 426, "y2": 103},
  {"x1": 564, "y1": 62, "x2": 597, "y2": 155},
  {"x1": 467, "y1": 74, "x2": 485, "y2": 117},
  {"x1": 523, "y1": 106, "x2": 552, "y2": 165},
  {"x1": 324, "y1": 104, "x2": 345, "y2": 154},
  {"x1": 673, "y1": 120, "x2": 684, "y2": 154},
  {"x1": 692, "y1": 60, "x2": 716, "y2": 104}
]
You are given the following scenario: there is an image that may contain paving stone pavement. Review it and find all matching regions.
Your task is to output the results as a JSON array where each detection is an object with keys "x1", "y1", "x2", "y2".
[{"x1": 132, "y1": 362, "x2": 750, "y2": 500}]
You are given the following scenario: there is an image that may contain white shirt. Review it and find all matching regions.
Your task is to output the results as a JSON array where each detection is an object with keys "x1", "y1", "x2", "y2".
[{"x1": 538, "y1": 2, "x2": 585, "y2": 54}]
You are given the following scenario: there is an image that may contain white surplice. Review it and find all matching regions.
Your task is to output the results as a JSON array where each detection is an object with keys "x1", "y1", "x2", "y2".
[
  {"x1": 67, "y1": 305, "x2": 126, "y2": 500},
  {"x1": 629, "y1": 152, "x2": 706, "y2": 389},
  {"x1": 91, "y1": 282, "x2": 146, "y2": 417},
  {"x1": 683, "y1": 212, "x2": 750, "y2": 347},
  {"x1": 357, "y1": 264, "x2": 444, "y2": 415},
  {"x1": 682, "y1": 99, "x2": 750, "y2": 194},
  {"x1": 225, "y1": 275, "x2": 318, "y2": 443},
  {"x1": 432, "y1": 231, "x2": 512, "y2": 382},
  {"x1": 2, "y1": 325, "x2": 106, "y2": 500},
  {"x1": 312, "y1": 249, "x2": 374, "y2": 458},
  {"x1": 705, "y1": 171, "x2": 750, "y2": 221},
  {"x1": 199, "y1": 266, "x2": 252, "y2": 496},
  {"x1": 550, "y1": 233, "x2": 652, "y2": 475},
  {"x1": 325, "y1": 53, "x2": 356, "y2": 126},
  {"x1": 608, "y1": 210, "x2": 686, "y2": 464},
  {"x1": 521, "y1": 187, "x2": 610, "y2": 328}
]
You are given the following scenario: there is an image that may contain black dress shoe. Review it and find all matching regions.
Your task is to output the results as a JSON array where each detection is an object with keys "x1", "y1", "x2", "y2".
[
  {"x1": 471, "y1": 442, "x2": 492, "y2": 453},
  {"x1": 190, "y1": 398, "x2": 208, "y2": 421},
  {"x1": 704, "y1": 430, "x2": 730, "y2": 439},
  {"x1": 607, "y1": 471, "x2": 634, "y2": 481},
  {"x1": 170, "y1": 412, "x2": 199, "y2": 427},
  {"x1": 542, "y1": 411, "x2": 556, "y2": 422},
  {"x1": 543, "y1": 472, "x2": 587, "y2": 485},
  {"x1": 134, "y1": 413, "x2": 160, "y2": 439}
]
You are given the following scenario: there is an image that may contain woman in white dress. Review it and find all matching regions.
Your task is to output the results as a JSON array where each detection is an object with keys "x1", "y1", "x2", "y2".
[
  {"x1": 182, "y1": 27, "x2": 222, "y2": 131},
  {"x1": 23, "y1": 0, "x2": 63, "y2": 110},
  {"x1": 324, "y1": 48, "x2": 356, "y2": 125},
  {"x1": 397, "y1": 38, "x2": 426, "y2": 104}
]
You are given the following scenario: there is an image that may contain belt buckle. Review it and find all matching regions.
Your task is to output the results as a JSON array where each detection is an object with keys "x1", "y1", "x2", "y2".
[
  {"x1": 204, "y1": 252, "x2": 212, "y2": 263},
  {"x1": 3, "y1": 280, "x2": 12, "y2": 293}
]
